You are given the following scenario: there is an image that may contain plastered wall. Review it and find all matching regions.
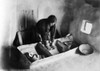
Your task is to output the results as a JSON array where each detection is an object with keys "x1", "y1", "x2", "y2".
[{"x1": 0, "y1": 0, "x2": 67, "y2": 46}]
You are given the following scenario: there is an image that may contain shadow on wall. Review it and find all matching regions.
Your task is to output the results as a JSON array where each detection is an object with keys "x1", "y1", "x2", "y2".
[
  {"x1": 69, "y1": 4, "x2": 100, "y2": 52},
  {"x1": 85, "y1": 0, "x2": 100, "y2": 7},
  {"x1": 2, "y1": 12, "x2": 37, "y2": 69},
  {"x1": 18, "y1": 10, "x2": 37, "y2": 31},
  {"x1": 60, "y1": 0, "x2": 85, "y2": 37},
  {"x1": 12, "y1": 12, "x2": 41, "y2": 47}
]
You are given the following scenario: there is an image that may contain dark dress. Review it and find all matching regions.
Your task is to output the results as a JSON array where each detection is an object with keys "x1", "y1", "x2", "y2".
[{"x1": 36, "y1": 19, "x2": 56, "y2": 46}]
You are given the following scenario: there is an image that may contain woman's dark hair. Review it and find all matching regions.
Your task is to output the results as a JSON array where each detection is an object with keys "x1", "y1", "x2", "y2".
[{"x1": 47, "y1": 15, "x2": 57, "y2": 23}]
